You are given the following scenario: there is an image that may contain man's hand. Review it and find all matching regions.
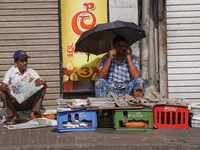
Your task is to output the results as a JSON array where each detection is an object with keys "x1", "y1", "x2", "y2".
[
  {"x1": 126, "y1": 46, "x2": 141, "y2": 79},
  {"x1": 0, "y1": 83, "x2": 10, "y2": 93},
  {"x1": 35, "y1": 78, "x2": 47, "y2": 88},
  {"x1": 35, "y1": 78, "x2": 43, "y2": 87},
  {"x1": 98, "y1": 48, "x2": 115, "y2": 79},
  {"x1": 126, "y1": 47, "x2": 132, "y2": 57},
  {"x1": 109, "y1": 48, "x2": 116, "y2": 59}
]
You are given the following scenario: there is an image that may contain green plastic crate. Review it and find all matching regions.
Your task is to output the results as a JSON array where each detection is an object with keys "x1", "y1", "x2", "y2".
[{"x1": 113, "y1": 109, "x2": 153, "y2": 130}]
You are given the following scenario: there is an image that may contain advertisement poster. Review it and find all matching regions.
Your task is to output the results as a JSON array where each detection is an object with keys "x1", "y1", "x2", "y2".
[{"x1": 61, "y1": 0, "x2": 108, "y2": 92}]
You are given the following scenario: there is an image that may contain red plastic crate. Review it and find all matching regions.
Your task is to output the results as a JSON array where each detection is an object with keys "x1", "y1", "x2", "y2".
[{"x1": 154, "y1": 105, "x2": 188, "y2": 129}]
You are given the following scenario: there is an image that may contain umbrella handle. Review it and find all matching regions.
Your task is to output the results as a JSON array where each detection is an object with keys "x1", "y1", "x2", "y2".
[
  {"x1": 109, "y1": 30, "x2": 113, "y2": 48},
  {"x1": 87, "y1": 49, "x2": 89, "y2": 62},
  {"x1": 109, "y1": 38, "x2": 112, "y2": 48}
]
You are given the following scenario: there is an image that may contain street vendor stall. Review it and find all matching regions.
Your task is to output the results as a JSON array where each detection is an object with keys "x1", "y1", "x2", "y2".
[{"x1": 56, "y1": 85, "x2": 190, "y2": 132}]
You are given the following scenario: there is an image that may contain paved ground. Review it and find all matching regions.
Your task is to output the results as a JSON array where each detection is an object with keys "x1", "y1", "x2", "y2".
[{"x1": 1, "y1": 122, "x2": 200, "y2": 150}]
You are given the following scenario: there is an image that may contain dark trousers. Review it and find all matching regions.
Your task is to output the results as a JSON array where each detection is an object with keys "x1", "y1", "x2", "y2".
[{"x1": 0, "y1": 87, "x2": 46, "y2": 117}]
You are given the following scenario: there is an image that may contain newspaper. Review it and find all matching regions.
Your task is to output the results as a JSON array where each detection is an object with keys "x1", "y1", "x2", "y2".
[
  {"x1": 57, "y1": 107, "x2": 85, "y2": 112},
  {"x1": 9, "y1": 71, "x2": 43, "y2": 104},
  {"x1": 56, "y1": 99, "x2": 89, "y2": 107},
  {"x1": 4, "y1": 118, "x2": 51, "y2": 130}
]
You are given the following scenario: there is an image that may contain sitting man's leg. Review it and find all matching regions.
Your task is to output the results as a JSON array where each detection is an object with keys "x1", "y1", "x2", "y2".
[
  {"x1": 21, "y1": 87, "x2": 46, "y2": 120},
  {"x1": 124, "y1": 77, "x2": 145, "y2": 98},
  {"x1": 1, "y1": 87, "x2": 46, "y2": 124},
  {"x1": 95, "y1": 78, "x2": 114, "y2": 98},
  {"x1": 1, "y1": 91, "x2": 20, "y2": 124}
]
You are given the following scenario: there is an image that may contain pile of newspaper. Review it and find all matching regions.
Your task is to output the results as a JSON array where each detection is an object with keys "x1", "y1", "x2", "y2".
[
  {"x1": 189, "y1": 103, "x2": 200, "y2": 127},
  {"x1": 56, "y1": 99, "x2": 90, "y2": 108},
  {"x1": 87, "y1": 97, "x2": 116, "y2": 108},
  {"x1": 56, "y1": 98, "x2": 116, "y2": 108}
]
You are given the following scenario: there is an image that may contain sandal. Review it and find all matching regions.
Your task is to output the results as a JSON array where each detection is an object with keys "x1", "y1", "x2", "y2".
[{"x1": 6, "y1": 119, "x2": 20, "y2": 125}]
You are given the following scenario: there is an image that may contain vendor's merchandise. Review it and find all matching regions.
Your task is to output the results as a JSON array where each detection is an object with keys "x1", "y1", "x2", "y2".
[
  {"x1": 87, "y1": 97, "x2": 115, "y2": 107},
  {"x1": 56, "y1": 99, "x2": 90, "y2": 108},
  {"x1": 165, "y1": 99, "x2": 189, "y2": 107},
  {"x1": 4, "y1": 118, "x2": 51, "y2": 130},
  {"x1": 191, "y1": 114, "x2": 200, "y2": 127},
  {"x1": 107, "y1": 92, "x2": 145, "y2": 107},
  {"x1": 108, "y1": 92, "x2": 131, "y2": 107},
  {"x1": 189, "y1": 103, "x2": 200, "y2": 127},
  {"x1": 144, "y1": 84, "x2": 163, "y2": 101},
  {"x1": 107, "y1": 91, "x2": 166, "y2": 108}
]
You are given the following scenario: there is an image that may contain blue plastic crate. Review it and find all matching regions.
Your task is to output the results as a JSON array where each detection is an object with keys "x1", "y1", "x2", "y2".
[{"x1": 57, "y1": 109, "x2": 97, "y2": 132}]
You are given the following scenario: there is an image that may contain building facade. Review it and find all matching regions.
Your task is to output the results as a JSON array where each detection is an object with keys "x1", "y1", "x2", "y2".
[{"x1": 0, "y1": 0, "x2": 199, "y2": 110}]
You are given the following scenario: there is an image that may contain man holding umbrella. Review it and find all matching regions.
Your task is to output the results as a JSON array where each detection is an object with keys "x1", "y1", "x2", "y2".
[
  {"x1": 95, "y1": 35, "x2": 144, "y2": 99},
  {"x1": 75, "y1": 20, "x2": 146, "y2": 98}
]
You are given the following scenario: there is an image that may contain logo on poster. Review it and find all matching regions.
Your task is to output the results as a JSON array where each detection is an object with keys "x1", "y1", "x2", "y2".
[
  {"x1": 66, "y1": 42, "x2": 89, "y2": 57},
  {"x1": 71, "y1": 2, "x2": 97, "y2": 36},
  {"x1": 66, "y1": 43, "x2": 76, "y2": 56}
]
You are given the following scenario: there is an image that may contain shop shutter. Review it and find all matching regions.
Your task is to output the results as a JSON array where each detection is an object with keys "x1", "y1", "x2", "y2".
[
  {"x1": 0, "y1": 0, "x2": 60, "y2": 109},
  {"x1": 167, "y1": 0, "x2": 200, "y2": 103}
]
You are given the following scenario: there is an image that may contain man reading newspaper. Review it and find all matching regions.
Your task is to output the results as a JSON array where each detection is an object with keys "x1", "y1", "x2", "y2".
[{"x1": 0, "y1": 50, "x2": 47, "y2": 125}]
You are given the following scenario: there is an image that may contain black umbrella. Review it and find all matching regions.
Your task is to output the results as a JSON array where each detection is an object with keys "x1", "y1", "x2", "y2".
[{"x1": 75, "y1": 20, "x2": 146, "y2": 55}]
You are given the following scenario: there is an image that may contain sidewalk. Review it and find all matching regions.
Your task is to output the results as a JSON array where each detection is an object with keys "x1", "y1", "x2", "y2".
[{"x1": 1, "y1": 123, "x2": 200, "y2": 150}]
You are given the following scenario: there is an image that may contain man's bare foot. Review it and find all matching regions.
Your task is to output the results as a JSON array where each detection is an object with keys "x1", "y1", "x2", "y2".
[
  {"x1": 6, "y1": 114, "x2": 20, "y2": 125},
  {"x1": 133, "y1": 89, "x2": 143, "y2": 99},
  {"x1": 27, "y1": 112, "x2": 36, "y2": 121}
]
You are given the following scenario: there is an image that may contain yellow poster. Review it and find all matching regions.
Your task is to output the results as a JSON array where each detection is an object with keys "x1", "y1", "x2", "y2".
[{"x1": 61, "y1": 0, "x2": 108, "y2": 91}]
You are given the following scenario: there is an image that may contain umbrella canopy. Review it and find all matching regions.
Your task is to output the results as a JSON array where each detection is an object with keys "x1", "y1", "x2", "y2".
[{"x1": 75, "y1": 20, "x2": 146, "y2": 55}]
